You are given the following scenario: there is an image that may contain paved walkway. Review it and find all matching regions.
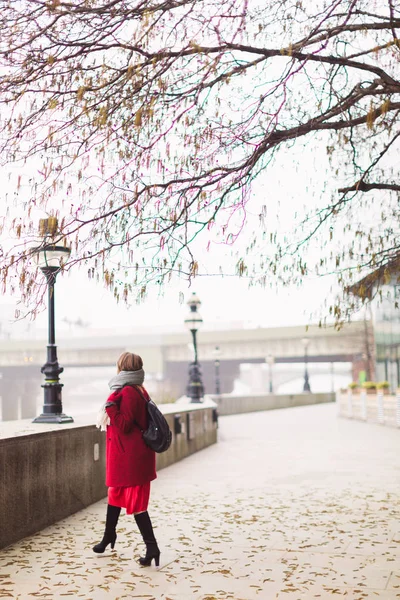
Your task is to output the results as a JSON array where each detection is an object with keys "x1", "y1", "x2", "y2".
[{"x1": 1, "y1": 403, "x2": 399, "y2": 600}]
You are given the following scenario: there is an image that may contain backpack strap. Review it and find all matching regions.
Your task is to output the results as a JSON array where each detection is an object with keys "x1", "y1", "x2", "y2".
[
  {"x1": 130, "y1": 384, "x2": 149, "y2": 403},
  {"x1": 121, "y1": 383, "x2": 148, "y2": 400},
  {"x1": 122, "y1": 384, "x2": 149, "y2": 432}
]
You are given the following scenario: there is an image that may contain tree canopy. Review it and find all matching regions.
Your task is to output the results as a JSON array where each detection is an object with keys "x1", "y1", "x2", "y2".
[{"x1": 0, "y1": 0, "x2": 399, "y2": 318}]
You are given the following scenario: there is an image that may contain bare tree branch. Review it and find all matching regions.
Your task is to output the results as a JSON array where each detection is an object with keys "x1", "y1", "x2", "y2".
[{"x1": 0, "y1": 0, "x2": 399, "y2": 318}]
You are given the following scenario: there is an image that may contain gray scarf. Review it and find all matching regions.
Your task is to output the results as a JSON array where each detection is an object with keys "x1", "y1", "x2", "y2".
[{"x1": 108, "y1": 369, "x2": 145, "y2": 391}]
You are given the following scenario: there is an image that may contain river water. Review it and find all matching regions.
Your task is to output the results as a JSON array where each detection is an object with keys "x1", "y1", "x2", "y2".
[
  {"x1": 0, "y1": 363, "x2": 351, "y2": 422},
  {"x1": 0, "y1": 365, "x2": 173, "y2": 422}
]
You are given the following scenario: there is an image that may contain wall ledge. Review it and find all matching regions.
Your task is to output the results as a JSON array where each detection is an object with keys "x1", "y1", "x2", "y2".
[
  {"x1": 0, "y1": 397, "x2": 218, "y2": 442},
  {"x1": 0, "y1": 403, "x2": 218, "y2": 550}
]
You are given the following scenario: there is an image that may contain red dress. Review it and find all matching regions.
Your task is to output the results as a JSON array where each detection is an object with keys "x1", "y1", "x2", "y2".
[
  {"x1": 105, "y1": 385, "x2": 156, "y2": 514},
  {"x1": 108, "y1": 482, "x2": 150, "y2": 514}
]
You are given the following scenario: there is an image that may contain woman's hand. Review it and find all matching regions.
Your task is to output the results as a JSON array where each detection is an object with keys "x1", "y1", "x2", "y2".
[{"x1": 105, "y1": 401, "x2": 117, "y2": 409}]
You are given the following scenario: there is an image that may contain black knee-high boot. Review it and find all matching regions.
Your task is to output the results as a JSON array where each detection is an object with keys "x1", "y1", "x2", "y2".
[
  {"x1": 93, "y1": 504, "x2": 121, "y2": 553},
  {"x1": 134, "y1": 511, "x2": 160, "y2": 566}
]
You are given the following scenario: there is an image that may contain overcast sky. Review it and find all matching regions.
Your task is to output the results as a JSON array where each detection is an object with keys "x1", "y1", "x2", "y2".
[
  {"x1": 0, "y1": 266, "x2": 338, "y2": 338},
  {"x1": 0, "y1": 87, "x2": 358, "y2": 340},
  {"x1": 0, "y1": 162, "x2": 342, "y2": 340}
]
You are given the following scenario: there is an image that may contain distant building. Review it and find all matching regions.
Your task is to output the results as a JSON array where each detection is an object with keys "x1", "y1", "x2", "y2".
[{"x1": 349, "y1": 257, "x2": 400, "y2": 391}]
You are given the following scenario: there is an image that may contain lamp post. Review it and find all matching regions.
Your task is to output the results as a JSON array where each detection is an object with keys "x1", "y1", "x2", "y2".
[
  {"x1": 384, "y1": 348, "x2": 390, "y2": 383},
  {"x1": 266, "y1": 354, "x2": 274, "y2": 393},
  {"x1": 184, "y1": 292, "x2": 204, "y2": 403},
  {"x1": 396, "y1": 347, "x2": 400, "y2": 389},
  {"x1": 32, "y1": 218, "x2": 73, "y2": 423},
  {"x1": 302, "y1": 337, "x2": 311, "y2": 393},
  {"x1": 213, "y1": 346, "x2": 222, "y2": 396}
]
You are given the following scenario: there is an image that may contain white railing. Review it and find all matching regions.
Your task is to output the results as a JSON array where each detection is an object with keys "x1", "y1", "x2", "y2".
[{"x1": 337, "y1": 389, "x2": 400, "y2": 428}]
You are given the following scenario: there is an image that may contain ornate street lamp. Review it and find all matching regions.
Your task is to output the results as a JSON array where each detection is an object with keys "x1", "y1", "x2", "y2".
[
  {"x1": 302, "y1": 337, "x2": 311, "y2": 393},
  {"x1": 213, "y1": 346, "x2": 222, "y2": 396},
  {"x1": 184, "y1": 292, "x2": 204, "y2": 403},
  {"x1": 266, "y1": 354, "x2": 274, "y2": 394},
  {"x1": 32, "y1": 218, "x2": 73, "y2": 423},
  {"x1": 396, "y1": 346, "x2": 400, "y2": 389}
]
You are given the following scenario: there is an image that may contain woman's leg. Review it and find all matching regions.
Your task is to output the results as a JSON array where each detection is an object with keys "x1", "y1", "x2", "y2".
[
  {"x1": 93, "y1": 504, "x2": 121, "y2": 553},
  {"x1": 134, "y1": 511, "x2": 160, "y2": 566}
]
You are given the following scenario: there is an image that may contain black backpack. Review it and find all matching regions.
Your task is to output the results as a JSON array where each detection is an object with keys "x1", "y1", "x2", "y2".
[{"x1": 132, "y1": 386, "x2": 172, "y2": 453}]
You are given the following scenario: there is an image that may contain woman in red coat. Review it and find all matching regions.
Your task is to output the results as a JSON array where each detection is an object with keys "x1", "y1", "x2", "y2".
[{"x1": 93, "y1": 352, "x2": 159, "y2": 566}]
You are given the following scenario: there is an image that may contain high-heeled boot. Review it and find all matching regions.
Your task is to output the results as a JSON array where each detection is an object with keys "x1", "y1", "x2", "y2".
[
  {"x1": 134, "y1": 511, "x2": 160, "y2": 566},
  {"x1": 93, "y1": 504, "x2": 121, "y2": 553}
]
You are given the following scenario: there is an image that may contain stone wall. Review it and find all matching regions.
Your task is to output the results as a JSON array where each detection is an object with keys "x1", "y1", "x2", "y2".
[
  {"x1": 337, "y1": 389, "x2": 400, "y2": 428},
  {"x1": 210, "y1": 392, "x2": 334, "y2": 416},
  {"x1": 0, "y1": 401, "x2": 217, "y2": 550}
]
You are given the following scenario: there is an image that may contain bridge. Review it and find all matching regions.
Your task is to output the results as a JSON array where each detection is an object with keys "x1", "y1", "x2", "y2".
[{"x1": 0, "y1": 320, "x2": 374, "y2": 398}]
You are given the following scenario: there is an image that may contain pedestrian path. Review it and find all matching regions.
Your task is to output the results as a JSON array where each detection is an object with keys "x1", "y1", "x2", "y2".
[{"x1": 0, "y1": 403, "x2": 399, "y2": 599}]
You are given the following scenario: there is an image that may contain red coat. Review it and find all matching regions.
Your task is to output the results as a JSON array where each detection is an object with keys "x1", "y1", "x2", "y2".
[{"x1": 105, "y1": 385, "x2": 156, "y2": 487}]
